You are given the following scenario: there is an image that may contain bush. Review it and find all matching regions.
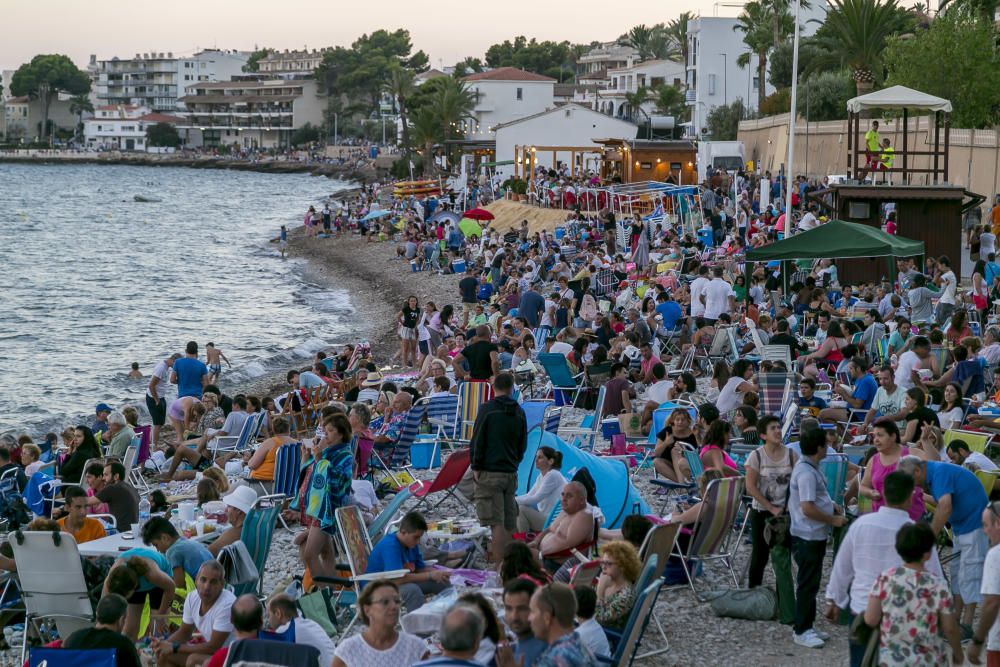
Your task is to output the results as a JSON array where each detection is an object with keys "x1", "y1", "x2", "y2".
[
  {"x1": 759, "y1": 89, "x2": 791, "y2": 116},
  {"x1": 797, "y1": 70, "x2": 854, "y2": 122},
  {"x1": 290, "y1": 123, "x2": 321, "y2": 147}
]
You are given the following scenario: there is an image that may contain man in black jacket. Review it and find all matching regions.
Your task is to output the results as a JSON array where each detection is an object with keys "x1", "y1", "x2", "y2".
[{"x1": 470, "y1": 372, "x2": 527, "y2": 562}]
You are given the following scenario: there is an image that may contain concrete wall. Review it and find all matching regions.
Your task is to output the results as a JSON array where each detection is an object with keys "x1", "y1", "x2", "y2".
[{"x1": 738, "y1": 112, "x2": 1000, "y2": 202}]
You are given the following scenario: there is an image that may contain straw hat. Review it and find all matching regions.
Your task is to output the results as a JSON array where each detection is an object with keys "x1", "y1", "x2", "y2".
[{"x1": 361, "y1": 371, "x2": 384, "y2": 387}]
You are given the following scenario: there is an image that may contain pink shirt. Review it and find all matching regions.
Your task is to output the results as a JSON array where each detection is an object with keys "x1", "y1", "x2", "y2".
[
  {"x1": 700, "y1": 445, "x2": 738, "y2": 476},
  {"x1": 870, "y1": 446, "x2": 924, "y2": 520}
]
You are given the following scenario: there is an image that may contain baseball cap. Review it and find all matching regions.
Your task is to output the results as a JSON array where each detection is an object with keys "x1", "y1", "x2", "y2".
[{"x1": 95, "y1": 403, "x2": 113, "y2": 414}]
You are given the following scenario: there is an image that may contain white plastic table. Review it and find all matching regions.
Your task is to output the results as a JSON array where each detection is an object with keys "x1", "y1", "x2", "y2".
[{"x1": 77, "y1": 527, "x2": 222, "y2": 558}]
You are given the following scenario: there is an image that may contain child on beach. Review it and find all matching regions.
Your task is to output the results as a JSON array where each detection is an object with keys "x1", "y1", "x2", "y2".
[
  {"x1": 205, "y1": 342, "x2": 231, "y2": 384},
  {"x1": 279, "y1": 225, "x2": 288, "y2": 258}
]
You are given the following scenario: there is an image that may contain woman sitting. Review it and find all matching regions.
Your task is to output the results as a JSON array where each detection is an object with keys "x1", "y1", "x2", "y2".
[
  {"x1": 331, "y1": 580, "x2": 428, "y2": 667},
  {"x1": 515, "y1": 447, "x2": 567, "y2": 533},
  {"x1": 900, "y1": 388, "x2": 940, "y2": 445},
  {"x1": 699, "y1": 420, "x2": 740, "y2": 477},
  {"x1": 652, "y1": 408, "x2": 698, "y2": 483},
  {"x1": 733, "y1": 406, "x2": 760, "y2": 445},
  {"x1": 246, "y1": 416, "x2": 297, "y2": 494},
  {"x1": 716, "y1": 360, "x2": 757, "y2": 415},
  {"x1": 595, "y1": 540, "x2": 641, "y2": 632},
  {"x1": 800, "y1": 320, "x2": 850, "y2": 379},
  {"x1": 60, "y1": 425, "x2": 102, "y2": 484},
  {"x1": 936, "y1": 383, "x2": 965, "y2": 432},
  {"x1": 499, "y1": 541, "x2": 551, "y2": 586}
]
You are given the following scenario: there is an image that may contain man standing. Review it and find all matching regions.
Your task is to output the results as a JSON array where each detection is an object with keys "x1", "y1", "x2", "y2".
[
  {"x1": 153, "y1": 561, "x2": 235, "y2": 666},
  {"x1": 860, "y1": 120, "x2": 880, "y2": 182},
  {"x1": 452, "y1": 325, "x2": 499, "y2": 381},
  {"x1": 897, "y1": 455, "x2": 989, "y2": 632},
  {"x1": 825, "y1": 471, "x2": 942, "y2": 666},
  {"x1": 968, "y1": 500, "x2": 1000, "y2": 665},
  {"x1": 789, "y1": 426, "x2": 847, "y2": 649},
  {"x1": 470, "y1": 372, "x2": 527, "y2": 562},
  {"x1": 527, "y1": 583, "x2": 598, "y2": 667},
  {"x1": 518, "y1": 285, "x2": 545, "y2": 330},
  {"x1": 171, "y1": 341, "x2": 208, "y2": 399},
  {"x1": 147, "y1": 353, "x2": 180, "y2": 446},
  {"x1": 458, "y1": 267, "x2": 480, "y2": 329},
  {"x1": 205, "y1": 343, "x2": 231, "y2": 385},
  {"x1": 64, "y1": 594, "x2": 142, "y2": 667},
  {"x1": 935, "y1": 256, "x2": 958, "y2": 326},
  {"x1": 689, "y1": 265, "x2": 710, "y2": 324},
  {"x1": 503, "y1": 578, "x2": 547, "y2": 667},
  {"x1": 703, "y1": 267, "x2": 736, "y2": 324},
  {"x1": 602, "y1": 208, "x2": 617, "y2": 254}
]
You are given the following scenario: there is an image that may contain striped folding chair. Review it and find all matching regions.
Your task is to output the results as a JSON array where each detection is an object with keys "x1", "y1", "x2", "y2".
[
  {"x1": 233, "y1": 497, "x2": 281, "y2": 598},
  {"x1": 671, "y1": 476, "x2": 746, "y2": 601},
  {"x1": 758, "y1": 373, "x2": 793, "y2": 417},
  {"x1": 458, "y1": 381, "x2": 494, "y2": 442},
  {"x1": 421, "y1": 393, "x2": 460, "y2": 462},
  {"x1": 265, "y1": 441, "x2": 303, "y2": 531},
  {"x1": 820, "y1": 454, "x2": 849, "y2": 506},
  {"x1": 543, "y1": 404, "x2": 563, "y2": 435}
]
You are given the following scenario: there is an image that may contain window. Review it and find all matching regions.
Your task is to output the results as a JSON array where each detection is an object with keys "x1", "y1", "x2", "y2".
[
  {"x1": 516, "y1": 87, "x2": 523, "y2": 101},
  {"x1": 753, "y1": 76, "x2": 760, "y2": 91},
  {"x1": 708, "y1": 74, "x2": 716, "y2": 96}
]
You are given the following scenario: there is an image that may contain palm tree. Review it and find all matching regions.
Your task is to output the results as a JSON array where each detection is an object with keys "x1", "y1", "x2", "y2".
[
  {"x1": 734, "y1": 1, "x2": 775, "y2": 109},
  {"x1": 425, "y1": 77, "x2": 476, "y2": 170},
  {"x1": 810, "y1": 0, "x2": 913, "y2": 94},
  {"x1": 386, "y1": 65, "x2": 416, "y2": 162},
  {"x1": 762, "y1": 0, "x2": 808, "y2": 47},
  {"x1": 624, "y1": 86, "x2": 652, "y2": 122},
  {"x1": 665, "y1": 12, "x2": 693, "y2": 64},
  {"x1": 410, "y1": 107, "x2": 439, "y2": 174},
  {"x1": 626, "y1": 25, "x2": 656, "y2": 60},
  {"x1": 68, "y1": 94, "x2": 93, "y2": 144}
]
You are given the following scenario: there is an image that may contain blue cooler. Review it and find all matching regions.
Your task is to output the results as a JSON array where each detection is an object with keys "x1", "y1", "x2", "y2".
[
  {"x1": 601, "y1": 418, "x2": 621, "y2": 439},
  {"x1": 554, "y1": 227, "x2": 566, "y2": 241},
  {"x1": 410, "y1": 435, "x2": 441, "y2": 469},
  {"x1": 452, "y1": 259, "x2": 466, "y2": 273}
]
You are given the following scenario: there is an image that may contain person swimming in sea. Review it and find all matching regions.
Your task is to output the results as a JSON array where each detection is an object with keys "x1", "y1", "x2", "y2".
[
  {"x1": 205, "y1": 343, "x2": 231, "y2": 384},
  {"x1": 127, "y1": 362, "x2": 143, "y2": 380}
]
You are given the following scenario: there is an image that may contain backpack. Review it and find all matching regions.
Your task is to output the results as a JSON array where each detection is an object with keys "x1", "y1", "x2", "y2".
[{"x1": 579, "y1": 293, "x2": 598, "y2": 321}]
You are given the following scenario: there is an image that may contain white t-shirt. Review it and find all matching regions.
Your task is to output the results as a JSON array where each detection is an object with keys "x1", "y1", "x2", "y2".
[
  {"x1": 147, "y1": 360, "x2": 173, "y2": 401},
  {"x1": 703, "y1": 278, "x2": 735, "y2": 321},
  {"x1": 332, "y1": 631, "x2": 427, "y2": 667},
  {"x1": 548, "y1": 341, "x2": 573, "y2": 356},
  {"x1": 872, "y1": 385, "x2": 905, "y2": 423},
  {"x1": 689, "y1": 276, "x2": 710, "y2": 317},
  {"x1": 717, "y1": 376, "x2": 748, "y2": 414},
  {"x1": 516, "y1": 469, "x2": 567, "y2": 518},
  {"x1": 982, "y1": 232, "x2": 997, "y2": 258},
  {"x1": 798, "y1": 212, "x2": 818, "y2": 231},
  {"x1": 351, "y1": 479, "x2": 379, "y2": 510},
  {"x1": 967, "y1": 451, "x2": 1000, "y2": 472},
  {"x1": 182, "y1": 589, "x2": 235, "y2": 645},
  {"x1": 540, "y1": 298, "x2": 556, "y2": 328},
  {"x1": 982, "y1": 544, "x2": 1000, "y2": 650},
  {"x1": 275, "y1": 617, "x2": 337, "y2": 667},
  {"x1": 939, "y1": 270, "x2": 957, "y2": 305},
  {"x1": 894, "y1": 350, "x2": 921, "y2": 389},
  {"x1": 575, "y1": 619, "x2": 611, "y2": 657},
  {"x1": 645, "y1": 380, "x2": 673, "y2": 405}
]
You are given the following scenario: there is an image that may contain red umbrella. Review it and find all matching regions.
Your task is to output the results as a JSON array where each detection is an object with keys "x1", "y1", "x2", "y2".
[{"x1": 462, "y1": 208, "x2": 495, "y2": 221}]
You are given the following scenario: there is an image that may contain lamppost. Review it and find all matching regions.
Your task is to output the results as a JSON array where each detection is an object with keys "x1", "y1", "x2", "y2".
[{"x1": 784, "y1": 0, "x2": 802, "y2": 231}]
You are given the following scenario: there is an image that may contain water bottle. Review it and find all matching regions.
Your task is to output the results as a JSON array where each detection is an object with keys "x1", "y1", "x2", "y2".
[{"x1": 138, "y1": 497, "x2": 151, "y2": 526}]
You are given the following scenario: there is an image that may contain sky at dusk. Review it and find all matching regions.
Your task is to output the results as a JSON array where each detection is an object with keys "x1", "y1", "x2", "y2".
[{"x1": 1, "y1": 0, "x2": 745, "y2": 70}]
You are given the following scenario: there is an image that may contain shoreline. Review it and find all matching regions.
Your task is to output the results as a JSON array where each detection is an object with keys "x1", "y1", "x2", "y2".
[{"x1": 0, "y1": 152, "x2": 380, "y2": 183}]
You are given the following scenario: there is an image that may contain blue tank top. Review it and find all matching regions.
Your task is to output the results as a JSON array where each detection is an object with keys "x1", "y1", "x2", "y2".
[{"x1": 119, "y1": 547, "x2": 172, "y2": 591}]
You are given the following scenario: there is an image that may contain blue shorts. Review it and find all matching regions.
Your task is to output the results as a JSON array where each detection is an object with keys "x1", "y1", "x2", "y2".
[{"x1": 208, "y1": 363, "x2": 222, "y2": 376}]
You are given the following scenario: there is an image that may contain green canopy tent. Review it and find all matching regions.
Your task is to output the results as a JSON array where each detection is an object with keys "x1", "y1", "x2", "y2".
[{"x1": 745, "y1": 219, "x2": 925, "y2": 290}]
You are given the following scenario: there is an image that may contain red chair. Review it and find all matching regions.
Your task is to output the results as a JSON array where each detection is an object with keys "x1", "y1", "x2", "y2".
[{"x1": 407, "y1": 448, "x2": 471, "y2": 511}]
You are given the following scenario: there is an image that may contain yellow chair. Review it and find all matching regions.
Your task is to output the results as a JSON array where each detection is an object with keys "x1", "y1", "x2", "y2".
[
  {"x1": 976, "y1": 469, "x2": 998, "y2": 496},
  {"x1": 943, "y1": 429, "x2": 992, "y2": 454}
]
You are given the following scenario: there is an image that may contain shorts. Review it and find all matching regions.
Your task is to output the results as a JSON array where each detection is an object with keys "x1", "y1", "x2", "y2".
[
  {"x1": 208, "y1": 363, "x2": 222, "y2": 377},
  {"x1": 128, "y1": 587, "x2": 164, "y2": 608},
  {"x1": 462, "y1": 303, "x2": 477, "y2": 315},
  {"x1": 418, "y1": 340, "x2": 430, "y2": 356},
  {"x1": 399, "y1": 326, "x2": 417, "y2": 341},
  {"x1": 146, "y1": 394, "x2": 167, "y2": 426},
  {"x1": 167, "y1": 399, "x2": 185, "y2": 422},
  {"x1": 951, "y1": 528, "x2": 989, "y2": 604},
  {"x1": 473, "y1": 471, "x2": 518, "y2": 531},
  {"x1": 195, "y1": 456, "x2": 214, "y2": 472}
]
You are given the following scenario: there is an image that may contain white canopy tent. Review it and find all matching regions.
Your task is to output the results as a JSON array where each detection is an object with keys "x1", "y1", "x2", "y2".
[{"x1": 846, "y1": 85, "x2": 953, "y2": 113}]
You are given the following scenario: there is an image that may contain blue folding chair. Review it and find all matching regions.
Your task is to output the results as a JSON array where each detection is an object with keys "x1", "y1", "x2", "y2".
[
  {"x1": 367, "y1": 487, "x2": 412, "y2": 542},
  {"x1": 597, "y1": 581, "x2": 665, "y2": 665},
  {"x1": 266, "y1": 441, "x2": 302, "y2": 531},
  {"x1": 234, "y1": 497, "x2": 281, "y2": 598},
  {"x1": 537, "y1": 352, "x2": 585, "y2": 406},
  {"x1": 29, "y1": 648, "x2": 116, "y2": 667}
]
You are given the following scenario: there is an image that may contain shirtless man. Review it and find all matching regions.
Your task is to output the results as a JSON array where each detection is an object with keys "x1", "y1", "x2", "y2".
[
  {"x1": 205, "y1": 343, "x2": 231, "y2": 384},
  {"x1": 528, "y1": 482, "x2": 595, "y2": 573}
]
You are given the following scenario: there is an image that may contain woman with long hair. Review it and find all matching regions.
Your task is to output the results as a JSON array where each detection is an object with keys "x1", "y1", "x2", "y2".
[
  {"x1": 397, "y1": 295, "x2": 420, "y2": 368},
  {"x1": 60, "y1": 425, "x2": 102, "y2": 483},
  {"x1": 500, "y1": 541, "x2": 551, "y2": 585},
  {"x1": 801, "y1": 320, "x2": 850, "y2": 379},
  {"x1": 859, "y1": 419, "x2": 925, "y2": 520},
  {"x1": 516, "y1": 447, "x2": 567, "y2": 532},
  {"x1": 972, "y1": 259, "x2": 990, "y2": 323},
  {"x1": 937, "y1": 383, "x2": 965, "y2": 432},
  {"x1": 700, "y1": 420, "x2": 739, "y2": 476},
  {"x1": 947, "y1": 310, "x2": 972, "y2": 346}
]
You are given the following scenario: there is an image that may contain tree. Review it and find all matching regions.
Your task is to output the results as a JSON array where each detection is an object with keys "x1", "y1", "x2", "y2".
[
  {"x1": 664, "y1": 12, "x2": 693, "y2": 64},
  {"x1": 798, "y1": 70, "x2": 854, "y2": 121},
  {"x1": 146, "y1": 122, "x2": 181, "y2": 148},
  {"x1": 290, "y1": 123, "x2": 321, "y2": 147},
  {"x1": 706, "y1": 99, "x2": 750, "y2": 140},
  {"x1": 484, "y1": 36, "x2": 575, "y2": 81},
  {"x1": 453, "y1": 57, "x2": 484, "y2": 78},
  {"x1": 733, "y1": 2, "x2": 778, "y2": 109},
  {"x1": 809, "y1": 0, "x2": 914, "y2": 94},
  {"x1": 623, "y1": 86, "x2": 652, "y2": 122},
  {"x1": 654, "y1": 84, "x2": 687, "y2": 122},
  {"x1": 10, "y1": 54, "x2": 90, "y2": 141},
  {"x1": 884, "y1": 11, "x2": 1000, "y2": 128},
  {"x1": 68, "y1": 94, "x2": 93, "y2": 143},
  {"x1": 410, "y1": 107, "x2": 439, "y2": 174},
  {"x1": 386, "y1": 64, "x2": 416, "y2": 159},
  {"x1": 767, "y1": 38, "x2": 824, "y2": 89},
  {"x1": 243, "y1": 48, "x2": 275, "y2": 73}
]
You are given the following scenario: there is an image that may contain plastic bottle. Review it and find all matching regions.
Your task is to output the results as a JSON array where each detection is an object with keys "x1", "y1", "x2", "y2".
[{"x1": 138, "y1": 497, "x2": 151, "y2": 526}]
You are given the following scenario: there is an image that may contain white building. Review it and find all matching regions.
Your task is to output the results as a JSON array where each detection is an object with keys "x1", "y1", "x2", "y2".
[
  {"x1": 3, "y1": 96, "x2": 28, "y2": 139},
  {"x1": 576, "y1": 42, "x2": 639, "y2": 85},
  {"x1": 493, "y1": 103, "x2": 638, "y2": 180},
  {"x1": 594, "y1": 59, "x2": 686, "y2": 121},
  {"x1": 462, "y1": 67, "x2": 556, "y2": 140},
  {"x1": 177, "y1": 78, "x2": 324, "y2": 149},
  {"x1": 89, "y1": 49, "x2": 249, "y2": 113},
  {"x1": 83, "y1": 105, "x2": 184, "y2": 151},
  {"x1": 258, "y1": 48, "x2": 329, "y2": 75}
]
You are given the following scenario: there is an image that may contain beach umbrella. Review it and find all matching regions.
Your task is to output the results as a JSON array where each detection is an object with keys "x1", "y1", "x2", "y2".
[
  {"x1": 461, "y1": 208, "x2": 495, "y2": 221},
  {"x1": 458, "y1": 217, "x2": 483, "y2": 239},
  {"x1": 361, "y1": 209, "x2": 393, "y2": 222},
  {"x1": 430, "y1": 210, "x2": 460, "y2": 225}
]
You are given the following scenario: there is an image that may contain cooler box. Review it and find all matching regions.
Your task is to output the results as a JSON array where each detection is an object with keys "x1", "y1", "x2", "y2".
[
  {"x1": 601, "y1": 418, "x2": 621, "y2": 439},
  {"x1": 410, "y1": 435, "x2": 441, "y2": 469},
  {"x1": 554, "y1": 227, "x2": 566, "y2": 241},
  {"x1": 452, "y1": 259, "x2": 466, "y2": 273}
]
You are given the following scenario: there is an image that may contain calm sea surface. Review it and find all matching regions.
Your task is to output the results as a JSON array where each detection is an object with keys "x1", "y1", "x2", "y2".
[{"x1": 0, "y1": 163, "x2": 354, "y2": 435}]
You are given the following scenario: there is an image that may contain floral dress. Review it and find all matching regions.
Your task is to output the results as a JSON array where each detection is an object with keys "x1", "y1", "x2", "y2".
[
  {"x1": 872, "y1": 566, "x2": 952, "y2": 666},
  {"x1": 595, "y1": 584, "x2": 636, "y2": 632}
]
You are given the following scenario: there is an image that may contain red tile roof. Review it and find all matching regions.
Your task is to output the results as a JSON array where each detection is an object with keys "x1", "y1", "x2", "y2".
[
  {"x1": 463, "y1": 67, "x2": 555, "y2": 83},
  {"x1": 6, "y1": 96, "x2": 29, "y2": 104},
  {"x1": 139, "y1": 113, "x2": 185, "y2": 124}
]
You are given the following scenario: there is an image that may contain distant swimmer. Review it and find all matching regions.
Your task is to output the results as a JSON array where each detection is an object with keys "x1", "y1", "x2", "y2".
[
  {"x1": 206, "y1": 342, "x2": 231, "y2": 384},
  {"x1": 128, "y1": 362, "x2": 143, "y2": 379}
]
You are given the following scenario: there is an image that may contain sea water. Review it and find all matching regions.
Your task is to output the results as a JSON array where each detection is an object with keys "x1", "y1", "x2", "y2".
[{"x1": 0, "y1": 163, "x2": 354, "y2": 435}]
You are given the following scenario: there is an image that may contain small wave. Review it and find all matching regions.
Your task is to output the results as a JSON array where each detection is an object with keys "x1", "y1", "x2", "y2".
[
  {"x1": 292, "y1": 337, "x2": 329, "y2": 357},
  {"x1": 240, "y1": 361, "x2": 268, "y2": 378}
]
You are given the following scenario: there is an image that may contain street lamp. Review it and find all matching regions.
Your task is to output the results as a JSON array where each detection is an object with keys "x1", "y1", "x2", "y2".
[{"x1": 784, "y1": 0, "x2": 802, "y2": 231}]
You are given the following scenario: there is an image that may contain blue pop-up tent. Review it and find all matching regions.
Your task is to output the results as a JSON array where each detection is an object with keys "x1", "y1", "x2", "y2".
[{"x1": 518, "y1": 430, "x2": 650, "y2": 529}]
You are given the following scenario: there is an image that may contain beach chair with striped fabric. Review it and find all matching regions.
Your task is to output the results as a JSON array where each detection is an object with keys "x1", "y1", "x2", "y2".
[
  {"x1": 761, "y1": 345, "x2": 793, "y2": 368},
  {"x1": 543, "y1": 404, "x2": 563, "y2": 435},
  {"x1": 758, "y1": 373, "x2": 793, "y2": 417},
  {"x1": 670, "y1": 476, "x2": 746, "y2": 600},
  {"x1": 457, "y1": 381, "x2": 494, "y2": 443},
  {"x1": 386, "y1": 403, "x2": 428, "y2": 470},
  {"x1": 233, "y1": 496, "x2": 281, "y2": 598},
  {"x1": 537, "y1": 353, "x2": 585, "y2": 407},
  {"x1": 418, "y1": 393, "x2": 460, "y2": 463},
  {"x1": 268, "y1": 441, "x2": 302, "y2": 531},
  {"x1": 532, "y1": 327, "x2": 549, "y2": 351}
]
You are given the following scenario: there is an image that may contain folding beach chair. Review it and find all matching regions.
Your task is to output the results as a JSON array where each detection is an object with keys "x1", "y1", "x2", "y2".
[
  {"x1": 667, "y1": 347, "x2": 695, "y2": 379},
  {"x1": 560, "y1": 385, "x2": 607, "y2": 451},
  {"x1": 10, "y1": 530, "x2": 94, "y2": 663},
  {"x1": 943, "y1": 428, "x2": 992, "y2": 454},
  {"x1": 705, "y1": 327, "x2": 733, "y2": 365},
  {"x1": 223, "y1": 638, "x2": 320, "y2": 667},
  {"x1": 542, "y1": 403, "x2": 563, "y2": 435},
  {"x1": 537, "y1": 353, "x2": 585, "y2": 407},
  {"x1": 418, "y1": 393, "x2": 460, "y2": 464},
  {"x1": 761, "y1": 345, "x2": 793, "y2": 368},
  {"x1": 670, "y1": 476, "x2": 746, "y2": 601},
  {"x1": 28, "y1": 648, "x2": 115, "y2": 667},
  {"x1": 233, "y1": 496, "x2": 281, "y2": 598},
  {"x1": 367, "y1": 487, "x2": 412, "y2": 542},
  {"x1": 457, "y1": 380, "x2": 494, "y2": 442},
  {"x1": 370, "y1": 404, "x2": 427, "y2": 489},
  {"x1": 758, "y1": 373, "x2": 793, "y2": 417},
  {"x1": 211, "y1": 412, "x2": 263, "y2": 460},
  {"x1": 407, "y1": 448, "x2": 471, "y2": 512},
  {"x1": 820, "y1": 454, "x2": 850, "y2": 506},
  {"x1": 597, "y1": 581, "x2": 665, "y2": 665},
  {"x1": 265, "y1": 441, "x2": 303, "y2": 532}
]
